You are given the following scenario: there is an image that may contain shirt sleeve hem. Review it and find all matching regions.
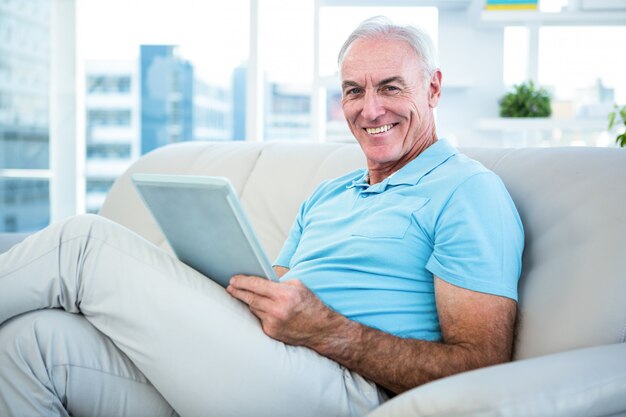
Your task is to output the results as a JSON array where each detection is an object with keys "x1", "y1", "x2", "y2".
[{"x1": 427, "y1": 261, "x2": 519, "y2": 302}]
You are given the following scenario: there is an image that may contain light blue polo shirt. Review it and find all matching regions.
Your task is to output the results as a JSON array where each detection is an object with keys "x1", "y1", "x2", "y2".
[{"x1": 275, "y1": 139, "x2": 524, "y2": 341}]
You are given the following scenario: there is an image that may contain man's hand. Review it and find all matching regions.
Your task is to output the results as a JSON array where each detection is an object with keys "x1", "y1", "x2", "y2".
[
  {"x1": 226, "y1": 275, "x2": 343, "y2": 348},
  {"x1": 227, "y1": 274, "x2": 517, "y2": 395}
]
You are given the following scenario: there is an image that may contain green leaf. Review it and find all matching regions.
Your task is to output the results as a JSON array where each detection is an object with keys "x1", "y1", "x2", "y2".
[
  {"x1": 619, "y1": 106, "x2": 626, "y2": 123},
  {"x1": 608, "y1": 111, "x2": 616, "y2": 130},
  {"x1": 617, "y1": 132, "x2": 626, "y2": 148},
  {"x1": 499, "y1": 81, "x2": 551, "y2": 118}
]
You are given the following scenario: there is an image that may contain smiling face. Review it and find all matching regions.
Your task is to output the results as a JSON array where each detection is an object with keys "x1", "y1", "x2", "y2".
[{"x1": 340, "y1": 36, "x2": 442, "y2": 184}]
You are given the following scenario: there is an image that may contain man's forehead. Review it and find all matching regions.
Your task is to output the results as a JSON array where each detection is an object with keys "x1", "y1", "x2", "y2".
[
  {"x1": 340, "y1": 39, "x2": 421, "y2": 84},
  {"x1": 342, "y1": 37, "x2": 417, "y2": 60}
]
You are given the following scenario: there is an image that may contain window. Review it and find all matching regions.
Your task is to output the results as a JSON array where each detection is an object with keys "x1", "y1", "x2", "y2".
[
  {"x1": 257, "y1": 0, "x2": 314, "y2": 141},
  {"x1": 86, "y1": 144, "x2": 131, "y2": 159},
  {"x1": 538, "y1": 27, "x2": 626, "y2": 104},
  {"x1": 87, "y1": 110, "x2": 131, "y2": 127},
  {"x1": 538, "y1": 26, "x2": 626, "y2": 146},
  {"x1": 85, "y1": 178, "x2": 115, "y2": 214},
  {"x1": 81, "y1": 0, "x2": 249, "y2": 212},
  {"x1": 0, "y1": 0, "x2": 51, "y2": 232},
  {"x1": 9, "y1": 0, "x2": 619, "y2": 227},
  {"x1": 87, "y1": 75, "x2": 131, "y2": 93},
  {"x1": 0, "y1": 178, "x2": 50, "y2": 232},
  {"x1": 503, "y1": 26, "x2": 530, "y2": 86},
  {"x1": 500, "y1": 20, "x2": 625, "y2": 147}
]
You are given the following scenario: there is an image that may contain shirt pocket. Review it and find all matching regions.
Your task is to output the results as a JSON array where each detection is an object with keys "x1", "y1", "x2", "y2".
[{"x1": 351, "y1": 195, "x2": 430, "y2": 239}]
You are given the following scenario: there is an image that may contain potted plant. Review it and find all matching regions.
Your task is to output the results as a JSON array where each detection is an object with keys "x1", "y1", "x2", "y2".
[
  {"x1": 608, "y1": 104, "x2": 626, "y2": 148},
  {"x1": 499, "y1": 81, "x2": 551, "y2": 118}
]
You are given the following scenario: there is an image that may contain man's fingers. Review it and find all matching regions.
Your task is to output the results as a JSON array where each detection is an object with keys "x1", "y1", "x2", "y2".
[
  {"x1": 227, "y1": 285, "x2": 271, "y2": 312},
  {"x1": 229, "y1": 274, "x2": 278, "y2": 298}
]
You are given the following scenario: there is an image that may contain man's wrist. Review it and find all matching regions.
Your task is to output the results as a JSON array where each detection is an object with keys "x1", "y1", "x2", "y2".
[{"x1": 308, "y1": 309, "x2": 363, "y2": 363}]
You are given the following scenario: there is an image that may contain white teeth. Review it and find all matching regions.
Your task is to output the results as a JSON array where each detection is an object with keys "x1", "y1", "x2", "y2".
[{"x1": 365, "y1": 124, "x2": 394, "y2": 134}]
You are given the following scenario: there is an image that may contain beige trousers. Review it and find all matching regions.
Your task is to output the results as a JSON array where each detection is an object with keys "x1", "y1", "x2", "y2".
[{"x1": 0, "y1": 214, "x2": 383, "y2": 417}]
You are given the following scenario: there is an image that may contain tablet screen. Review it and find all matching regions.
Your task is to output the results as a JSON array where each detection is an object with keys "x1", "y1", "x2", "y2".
[{"x1": 132, "y1": 173, "x2": 278, "y2": 287}]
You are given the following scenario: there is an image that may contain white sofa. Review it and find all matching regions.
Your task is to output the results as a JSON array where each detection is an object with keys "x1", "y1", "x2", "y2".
[{"x1": 3, "y1": 140, "x2": 626, "y2": 416}]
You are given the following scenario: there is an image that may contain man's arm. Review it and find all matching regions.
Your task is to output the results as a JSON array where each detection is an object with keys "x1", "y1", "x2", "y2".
[
  {"x1": 227, "y1": 274, "x2": 516, "y2": 395},
  {"x1": 273, "y1": 266, "x2": 289, "y2": 279}
]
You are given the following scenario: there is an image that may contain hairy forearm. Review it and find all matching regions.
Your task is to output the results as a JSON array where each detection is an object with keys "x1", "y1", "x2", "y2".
[
  {"x1": 308, "y1": 312, "x2": 508, "y2": 395},
  {"x1": 228, "y1": 274, "x2": 516, "y2": 395}
]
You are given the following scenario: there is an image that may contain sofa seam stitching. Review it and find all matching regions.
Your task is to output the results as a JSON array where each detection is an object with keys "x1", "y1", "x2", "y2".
[
  {"x1": 238, "y1": 144, "x2": 267, "y2": 200},
  {"x1": 486, "y1": 148, "x2": 515, "y2": 172}
]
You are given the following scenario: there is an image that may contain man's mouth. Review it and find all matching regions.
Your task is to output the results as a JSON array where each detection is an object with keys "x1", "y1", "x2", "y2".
[{"x1": 364, "y1": 123, "x2": 396, "y2": 135}]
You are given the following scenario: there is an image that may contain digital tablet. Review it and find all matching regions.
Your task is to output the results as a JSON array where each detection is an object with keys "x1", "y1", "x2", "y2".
[{"x1": 131, "y1": 173, "x2": 279, "y2": 287}]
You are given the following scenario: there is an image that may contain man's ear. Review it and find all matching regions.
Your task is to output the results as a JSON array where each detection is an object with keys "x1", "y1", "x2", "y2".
[{"x1": 428, "y1": 69, "x2": 442, "y2": 108}]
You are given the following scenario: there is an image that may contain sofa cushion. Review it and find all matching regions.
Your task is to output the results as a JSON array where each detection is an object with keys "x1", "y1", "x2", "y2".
[
  {"x1": 462, "y1": 147, "x2": 626, "y2": 359},
  {"x1": 366, "y1": 342, "x2": 626, "y2": 417}
]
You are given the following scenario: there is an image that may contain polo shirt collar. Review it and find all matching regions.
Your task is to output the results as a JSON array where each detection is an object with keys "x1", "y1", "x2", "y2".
[
  {"x1": 387, "y1": 139, "x2": 458, "y2": 187},
  {"x1": 346, "y1": 139, "x2": 457, "y2": 192},
  {"x1": 347, "y1": 170, "x2": 370, "y2": 190}
]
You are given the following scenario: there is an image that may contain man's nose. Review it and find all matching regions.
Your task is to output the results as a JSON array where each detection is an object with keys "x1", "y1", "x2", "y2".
[{"x1": 361, "y1": 90, "x2": 385, "y2": 121}]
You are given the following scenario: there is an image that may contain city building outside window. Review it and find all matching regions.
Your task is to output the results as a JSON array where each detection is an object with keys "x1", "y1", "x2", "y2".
[{"x1": 0, "y1": 0, "x2": 51, "y2": 232}]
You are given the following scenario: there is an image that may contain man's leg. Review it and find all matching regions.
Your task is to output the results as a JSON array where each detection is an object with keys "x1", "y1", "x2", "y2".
[
  {"x1": 0, "y1": 309, "x2": 177, "y2": 417},
  {"x1": 0, "y1": 214, "x2": 383, "y2": 417}
]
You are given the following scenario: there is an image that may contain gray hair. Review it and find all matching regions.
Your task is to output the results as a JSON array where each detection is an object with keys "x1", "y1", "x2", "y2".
[{"x1": 337, "y1": 16, "x2": 439, "y2": 89}]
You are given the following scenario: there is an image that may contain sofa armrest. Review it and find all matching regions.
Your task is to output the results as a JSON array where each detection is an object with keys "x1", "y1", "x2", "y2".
[
  {"x1": 367, "y1": 343, "x2": 626, "y2": 417},
  {"x1": 0, "y1": 233, "x2": 30, "y2": 254}
]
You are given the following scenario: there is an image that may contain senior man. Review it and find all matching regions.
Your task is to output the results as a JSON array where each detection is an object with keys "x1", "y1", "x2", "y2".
[{"x1": 0, "y1": 16, "x2": 523, "y2": 417}]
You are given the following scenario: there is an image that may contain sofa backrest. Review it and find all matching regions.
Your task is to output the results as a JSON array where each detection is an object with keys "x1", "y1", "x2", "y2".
[{"x1": 100, "y1": 141, "x2": 626, "y2": 361}]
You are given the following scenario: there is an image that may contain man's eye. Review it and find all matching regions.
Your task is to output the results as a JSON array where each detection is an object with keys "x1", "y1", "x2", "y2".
[
  {"x1": 344, "y1": 87, "x2": 363, "y2": 96},
  {"x1": 382, "y1": 85, "x2": 400, "y2": 93}
]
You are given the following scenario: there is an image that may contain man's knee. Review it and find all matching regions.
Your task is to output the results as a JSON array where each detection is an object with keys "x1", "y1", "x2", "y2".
[
  {"x1": 0, "y1": 310, "x2": 78, "y2": 417},
  {"x1": 0, "y1": 309, "x2": 136, "y2": 376},
  {"x1": 0, "y1": 310, "x2": 53, "y2": 359},
  {"x1": 0, "y1": 310, "x2": 92, "y2": 370},
  {"x1": 0, "y1": 310, "x2": 177, "y2": 417},
  {"x1": 55, "y1": 214, "x2": 141, "y2": 252},
  {"x1": 60, "y1": 213, "x2": 117, "y2": 237}
]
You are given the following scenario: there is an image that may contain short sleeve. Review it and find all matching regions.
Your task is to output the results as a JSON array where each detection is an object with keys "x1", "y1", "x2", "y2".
[
  {"x1": 273, "y1": 201, "x2": 305, "y2": 268},
  {"x1": 425, "y1": 172, "x2": 524, "y2": 300}
]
